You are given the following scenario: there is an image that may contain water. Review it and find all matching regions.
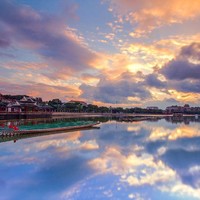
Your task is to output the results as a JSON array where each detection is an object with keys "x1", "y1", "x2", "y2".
[
  {"x1": 0, "y1": 117, "x2": 200, "y2": 200},
  {"x1": 0, "y1": 118, "x2": 96, "y2": 131},
  {"x1": 19, "y1": 120, "x2": 95, "y2": 130}
]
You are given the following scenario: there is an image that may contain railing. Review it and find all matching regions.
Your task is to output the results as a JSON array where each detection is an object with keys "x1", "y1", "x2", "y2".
[{"x1": 0, "y1": 124, "x2": 19, "y2": 136}]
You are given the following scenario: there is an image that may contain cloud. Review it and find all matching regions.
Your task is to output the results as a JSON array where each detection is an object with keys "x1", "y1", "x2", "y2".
[
  {"x1": 79, "y1": 70, "x2": 175, "y2": 105},
  {"x1": 0, "y1": 80, "x2": 80, "y2": 101},
  {"x1": 171, "y1": 80, "x2": 200, "y2": 93},
  {"x1": 0, "y1": 0, "x2": 98, "y2": 73},
  {"x1": 180, "y1": 42, "x2": 200, "y2": 61},
  {"x1": 0, "y1": 52, "x2": 14, "y2": 58},
  {"x1": 145, "y1": 74, "x2": 166, "y2": 88},
  {"x1": 81, "y1": 73, "x2": 100, "y2": 86},
  {"x1": 80, "y1": 72, "x2": 151, "y2": 104},
  {"x1": 162, "y1": 59, "x2": 200, "y2": 80},
  {"x1": 106, "y1": 0, "x2": 200, "y2": 36},
  {"x1": 1, "y1": 1, "x2": 199, "y2": 106},
  {"x1": 160, "y1": 42, "x2": 200, "y2": 95},
  {"x1": 121, "y1": 34, "x2": 200, "y2": 75},
  {"x1": 80, "y1": 40, "x2": 200, "y2": 102},
  {"x1": 0, "y1": 30, "x2": 10, "y2": 47}
]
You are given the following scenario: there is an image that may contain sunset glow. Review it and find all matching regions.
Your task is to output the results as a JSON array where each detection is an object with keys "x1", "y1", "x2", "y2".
[{"x1": 0, "y1": 0, "x2": 200, "y2": 108}]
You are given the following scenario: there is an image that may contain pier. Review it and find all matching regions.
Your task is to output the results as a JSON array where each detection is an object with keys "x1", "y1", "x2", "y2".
[{"x1": 0, "y1": 122, "x2": 100, "y2": 143}]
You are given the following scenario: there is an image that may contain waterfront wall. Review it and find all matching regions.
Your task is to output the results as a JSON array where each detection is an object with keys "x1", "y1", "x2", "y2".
[
  {"x1": 52, "y1": 112, "x2": 171, "y2": 117},
  {"x1": 0, "y1": 112, "x2": 52, "y2": 120},
  {"x1": 1, "y1": 111, "x2": 198, "y2": 120}
]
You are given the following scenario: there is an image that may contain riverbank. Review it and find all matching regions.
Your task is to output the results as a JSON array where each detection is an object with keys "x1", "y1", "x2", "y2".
[
  {"x1": 52, "y1": 112, "x2": 199, "y2": 118},
  {"x1": 0, "y1": 111, "x2": 199, "y2": 120},
  {"x1": 0, "y1": 112, "x2": 51, "y2": 120}
]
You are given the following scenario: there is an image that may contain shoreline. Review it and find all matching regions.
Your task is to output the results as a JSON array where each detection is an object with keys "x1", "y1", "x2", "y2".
[
  {"x1": 0, "y1": 112, "x2": 199, "y2": 121},
  {"x1": 52, "y1": 112, "x2": 199, "y2": 118}
]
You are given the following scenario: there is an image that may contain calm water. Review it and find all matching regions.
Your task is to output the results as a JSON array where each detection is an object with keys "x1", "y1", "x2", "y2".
[{"x1": 0, "y1": 117, "x2": 200, "y2": 200}]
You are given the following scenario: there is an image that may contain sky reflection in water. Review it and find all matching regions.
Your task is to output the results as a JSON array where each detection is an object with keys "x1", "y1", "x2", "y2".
[{"x1": 1, "y1": 118, "x2": 200, "y2": 200}]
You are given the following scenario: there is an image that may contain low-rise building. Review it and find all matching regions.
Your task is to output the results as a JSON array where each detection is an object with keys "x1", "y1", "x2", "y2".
[
  {"x1": 146, "y1": 106, "x2": 159, "y2": 110},
  {"x1": 165, "y1": 105, "x2": 184, "y2": 114},
  {"x1": 38, "y1": 104, "x2": 53, "y2": 112},
  {"x1": 165, "y1": 104, "x2": 200, "y2": 114},
  {"x1": 7, "y1": 101, "x2": 22, "y2": 112},
  {"x1": 68, "y1": 100, "x2": 87, "y2": 106}
]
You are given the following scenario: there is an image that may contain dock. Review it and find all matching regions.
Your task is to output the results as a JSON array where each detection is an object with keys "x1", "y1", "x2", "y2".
[{"x1": 0, "y1": 122, "x2": 100, "y2": 143}]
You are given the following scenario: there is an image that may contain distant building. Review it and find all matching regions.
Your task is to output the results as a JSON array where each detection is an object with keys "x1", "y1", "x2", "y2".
[
  {"x1": 183, "y1": 104, "x2": 191, "y2": 112},
  {"x1": 165, "y1": 105, "x2": 183, "y2": 114},
  {"x1": 0, "y1": 94, "x2": 54, "y2": 113},
  {"x1": 191, "y1": 107, "x2": 200, "y2": 113},
  {"x1": 18, "y1": 96, "x2": 38, "y2": 112},
  {"x1": 68, "y1": 100, "x2": 87, "y2": 106},
  {"x1": 38, "y1": 104, "x2": 53, "y2": 112},
  {"x1": 5, "y1": 96, "x2": 39, "y2": 113},
  {"x1": 7, "y1": 101, "x2": 22, "y2": 112},
  {"x1": 20, "y1": 96, "x2": 36, "y2": 103},
  {"x1": 165, "y1": 104, "x2": 198, "y2": 114},
  {"x1": 146, "y1": 106, "x2": 159, "y2": 110}
]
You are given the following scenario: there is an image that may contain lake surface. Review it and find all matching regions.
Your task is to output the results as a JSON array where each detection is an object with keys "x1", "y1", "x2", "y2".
[{"x1": 0, "y1": 117, "x2": 200, "y2": 200}]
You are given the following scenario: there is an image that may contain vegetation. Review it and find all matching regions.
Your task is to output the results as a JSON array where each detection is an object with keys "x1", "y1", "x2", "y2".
[
  {"x1": 1, "y1": 94, "x2": 200, "y2": 114},
  {"x1": 46, "y1": 99, "x2": 164, "y2": 114}
]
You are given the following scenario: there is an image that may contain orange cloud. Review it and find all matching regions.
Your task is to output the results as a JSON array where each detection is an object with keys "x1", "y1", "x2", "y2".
[
  {"x1": 107, "y1": 0, "x2": 200, "y2": 36},
  {"x1": 81, "y1": 74, "x2": 100, "y2": 86},
  {"x1": 167, "y1": 90, "x2": 200, "y2": 104},
  {"x1": 0, "y1": 80, "x2": 81, "y2": 101},
  {"x1": 120, "y1": 34, "x2": 200, "y2": 73}
]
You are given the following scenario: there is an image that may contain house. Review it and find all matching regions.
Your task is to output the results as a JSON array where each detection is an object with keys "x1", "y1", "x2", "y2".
[
  {"x1": 165, "y1": 105, "x2": 184, "y2": 114},
  {"x1": 146, "y1": 106, "x2": 159, "y2": 110},
  {"x1": 0, "y1": 94, "x2": 53, "y2": 113},
  {"x1": 6, "y1": 96, "x2": 39, "y2": 113},
  {"x1": 20, "y1": 96, "x2": 36, "y2": 103},
  {"x1": 165, "y1": 104, "x2": 196, "y2": 114},
  {"x1": 68, "y1": 100, "x2": 87, "y2": 106},
  {"x1": 7, "y1": 101, "x2": 22, "y2": 112},
  {"x1": 38, "y1": 104, "x2": 53, "y2": 112},
  {"x1": 19, "y1": 96, "x2": 38, "y2": 112}
]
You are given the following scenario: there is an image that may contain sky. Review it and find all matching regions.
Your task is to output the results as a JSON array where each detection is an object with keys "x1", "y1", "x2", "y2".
[{"x1": 0, "y1": 0, "x2": 200, "y2": 108}]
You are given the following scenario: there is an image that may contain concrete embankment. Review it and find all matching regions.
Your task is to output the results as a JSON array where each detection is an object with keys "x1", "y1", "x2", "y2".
[
  {"x1": 0, "y1": 112, "x2": 52, "y2": 120},
  {"x1": 52, "y1": 112, "x2": 171, "y2": 118},
  {"x1": 1, "y1": 111, "x2": 198, "y2": 120},
  {"x1": 52, "y1": 112, "x2": 111, "y2": 118}
]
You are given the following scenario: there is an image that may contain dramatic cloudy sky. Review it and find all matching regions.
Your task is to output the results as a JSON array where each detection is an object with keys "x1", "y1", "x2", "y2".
[{"x1": 0, "y1": 0, "x2": 200, "y2": 108}]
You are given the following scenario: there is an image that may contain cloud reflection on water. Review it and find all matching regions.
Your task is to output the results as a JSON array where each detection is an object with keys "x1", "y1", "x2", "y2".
[{"x1": 0, "y1": 118, "x2": 200, "y2": 199}]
